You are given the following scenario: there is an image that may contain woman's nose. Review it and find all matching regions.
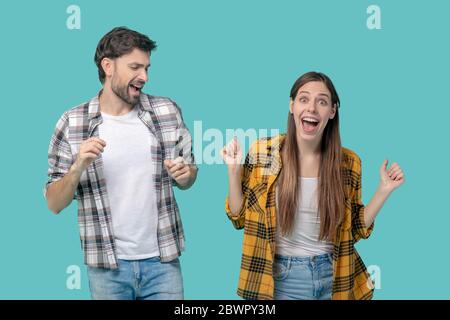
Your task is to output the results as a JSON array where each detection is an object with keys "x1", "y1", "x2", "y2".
[{"x1": 306, "y1": 102, "x2": 317, "y2": 113}]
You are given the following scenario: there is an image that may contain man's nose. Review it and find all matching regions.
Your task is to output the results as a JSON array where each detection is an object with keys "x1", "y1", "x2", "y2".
[{"x1": 138, "y1": 70, "x2": 148, "y2": 83}]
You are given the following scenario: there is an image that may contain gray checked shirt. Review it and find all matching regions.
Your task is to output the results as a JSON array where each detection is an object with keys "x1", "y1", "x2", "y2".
[{"x1": 44, "y1": 92, "x2": 196, "y2": 269}]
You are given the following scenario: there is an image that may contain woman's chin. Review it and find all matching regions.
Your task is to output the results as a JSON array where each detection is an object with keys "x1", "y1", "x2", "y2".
[{"x1": 297, "y1": 130, "x2": 323, "y2": 144}]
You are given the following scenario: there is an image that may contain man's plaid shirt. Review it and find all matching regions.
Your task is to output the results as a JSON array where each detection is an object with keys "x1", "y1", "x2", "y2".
[{"x1": 45, "y1": 92, "x2": 195, "y2": 269}]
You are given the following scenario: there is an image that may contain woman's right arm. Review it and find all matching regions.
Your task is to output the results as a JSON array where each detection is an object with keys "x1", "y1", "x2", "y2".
[
  {"x1": 222, "y1": 137, "x2": 250, "y2": 228},
  {"x1": 227, "y1": 165, "x2": 244, "y2": 216}
]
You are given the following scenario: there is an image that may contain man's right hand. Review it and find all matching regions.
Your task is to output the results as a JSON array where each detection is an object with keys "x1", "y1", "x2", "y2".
[
  {"x1": 73, "y1": 137, "x2": 107, "y2": 173},
  {"x1": 47, "y1": 137, "x2": 106, "y2": 214}
]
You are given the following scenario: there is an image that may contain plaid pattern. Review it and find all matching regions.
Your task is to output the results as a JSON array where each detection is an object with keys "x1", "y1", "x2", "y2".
[
  {"x1": 45, "y1": 92, "x2": 195, "y2": 269},
  {"x1": 225, "y1": 134, "x2": 375, "y2": 300}
]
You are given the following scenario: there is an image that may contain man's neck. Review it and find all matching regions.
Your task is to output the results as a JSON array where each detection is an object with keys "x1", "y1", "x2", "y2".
[{"x1": 99, "y1": 86, "x2": 134, "y2": 116}]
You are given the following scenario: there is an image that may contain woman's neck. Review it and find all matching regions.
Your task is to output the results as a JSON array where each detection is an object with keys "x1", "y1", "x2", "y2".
[
  {"x1": 296, "y1": 136, "x2": 321, "y2": 177},
  {"x1": 296, "y1": 135, "x2": 321, "y2": 158}
]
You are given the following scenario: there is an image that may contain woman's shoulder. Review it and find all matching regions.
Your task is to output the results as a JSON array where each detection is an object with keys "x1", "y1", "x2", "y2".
[
  {"x1": 248, "y1": 134, "x2": 285, "y2": 155},
  {"x1": 341, "y1": 147, "x2": 362, "y2": 170}
]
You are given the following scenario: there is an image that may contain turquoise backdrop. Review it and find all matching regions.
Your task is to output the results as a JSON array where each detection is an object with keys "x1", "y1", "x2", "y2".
[{"x1": 0, "y1": 0, "x2": 448, "y2": 299}]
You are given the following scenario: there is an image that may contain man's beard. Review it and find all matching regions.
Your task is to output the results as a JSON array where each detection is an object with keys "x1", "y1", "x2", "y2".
[{"x1": 111, "y1": 79, "x2": 140, "y2": 106}]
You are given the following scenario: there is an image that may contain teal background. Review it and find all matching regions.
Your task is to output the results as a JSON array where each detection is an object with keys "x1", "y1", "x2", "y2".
[{"x1": 0, "y1": 0, "x2": 448, "y2": 299}]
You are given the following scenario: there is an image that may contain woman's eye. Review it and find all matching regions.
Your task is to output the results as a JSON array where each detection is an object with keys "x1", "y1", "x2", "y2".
[
  {"x1": 299, "y1": 97, "x2": 307, "y2": 103},
  {"x1": 319, "y1": 100, "x2": 328, "y2": 105}
]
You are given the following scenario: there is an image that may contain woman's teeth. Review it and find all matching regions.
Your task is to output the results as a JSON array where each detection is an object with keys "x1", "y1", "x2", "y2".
[
  {"x1": 301, "y1": 117, "x2": 320, "y2": 133},
  {"x1": 302, "y1": 118, "x2": 319, "y2": 126}
]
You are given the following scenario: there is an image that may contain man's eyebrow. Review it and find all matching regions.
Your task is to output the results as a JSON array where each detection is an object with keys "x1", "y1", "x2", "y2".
[{"x1": 128, "y1": 63, "x2": 151, "y2": 68}]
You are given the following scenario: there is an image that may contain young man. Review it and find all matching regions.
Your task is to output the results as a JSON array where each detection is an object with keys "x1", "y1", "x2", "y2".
[{"x1": 44, "y1": 27, "x2": 197, "y2": 300}]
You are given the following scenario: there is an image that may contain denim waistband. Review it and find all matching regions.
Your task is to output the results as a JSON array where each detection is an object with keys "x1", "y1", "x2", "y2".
[{"x1": 274, "y1": 252, "x2": 333, "y2": 263}]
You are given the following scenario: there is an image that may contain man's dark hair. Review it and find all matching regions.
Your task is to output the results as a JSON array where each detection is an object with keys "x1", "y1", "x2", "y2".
[{"x1": 94, "y1": 27, "x2": 157, "y2": 83}]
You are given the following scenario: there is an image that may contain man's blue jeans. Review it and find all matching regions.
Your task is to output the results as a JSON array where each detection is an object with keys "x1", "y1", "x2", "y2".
[{"x1": 87, "y1": 256, "x2": 184, "y2": 300}]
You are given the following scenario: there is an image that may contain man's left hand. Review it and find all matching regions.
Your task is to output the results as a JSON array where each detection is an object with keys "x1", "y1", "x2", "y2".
[{"x1": 164, "y1": 157, "x2": 197, "y2": 189}]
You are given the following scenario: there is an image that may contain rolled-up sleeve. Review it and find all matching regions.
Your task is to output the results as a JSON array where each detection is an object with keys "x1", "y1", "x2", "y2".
[
  {"x1": 225, "y1": 143, "x2": 256, "y2": 230},
  {"x1": 168, "y1": 100, "x2": 198, "y2": 191},
  {"x1": 44, "y1": 113, "x2": 75, "y2": 200},
  {"x1": 351, "y1": 155, "x2": 374, "y2": 242},
  {"x1": 171, "y1": 100, "x2": 196, "y2": 167}
]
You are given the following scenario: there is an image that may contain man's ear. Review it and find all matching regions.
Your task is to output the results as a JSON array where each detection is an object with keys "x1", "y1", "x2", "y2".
[{"x1": 101, "y1": 58, "x2": 114, "y2": 79}]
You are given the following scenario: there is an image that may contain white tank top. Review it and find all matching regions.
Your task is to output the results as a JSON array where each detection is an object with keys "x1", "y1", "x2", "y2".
[
  {"x1": 275, "y1": 177, "x2": 334, "y2": 256},
  {"x1": 99, "y1": 106, "x2": 159, "y2": 260}
]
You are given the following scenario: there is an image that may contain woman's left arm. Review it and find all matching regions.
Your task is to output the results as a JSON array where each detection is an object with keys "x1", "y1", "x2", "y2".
[{"x1": 364, "y1": 159, "x2": 405, "y2": 227}]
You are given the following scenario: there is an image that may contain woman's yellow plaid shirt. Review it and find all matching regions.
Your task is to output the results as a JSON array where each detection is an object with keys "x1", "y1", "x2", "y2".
[{"x1": 225, "y1": 134, "x2": 375, "y2": 300}]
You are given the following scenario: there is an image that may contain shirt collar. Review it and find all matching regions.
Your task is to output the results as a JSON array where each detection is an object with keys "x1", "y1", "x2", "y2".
[{"x1": 88, "y1": 90, "x2": 150, "y2": 120}]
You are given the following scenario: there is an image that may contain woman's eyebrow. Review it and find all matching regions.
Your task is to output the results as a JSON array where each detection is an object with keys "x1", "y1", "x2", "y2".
[
  {"x1": 317, "y1": 93, "x2": 330, "y2": 99},
  {"x1": 299, "y1": 91, "x2": 330, "y2": 98}
]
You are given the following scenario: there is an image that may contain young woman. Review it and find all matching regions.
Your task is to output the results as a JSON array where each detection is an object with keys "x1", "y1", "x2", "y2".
[{"x1": 221, "y1": 72, "x2": 404, "y2": 300}]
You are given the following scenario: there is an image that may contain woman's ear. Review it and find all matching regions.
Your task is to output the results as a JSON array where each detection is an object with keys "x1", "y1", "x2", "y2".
[
  {"x1": 329, "y1": 103, "x2": 337, "y2": 119},
  {"x1": 289, "y1": 99, "x2": 294, "y2": 114}
]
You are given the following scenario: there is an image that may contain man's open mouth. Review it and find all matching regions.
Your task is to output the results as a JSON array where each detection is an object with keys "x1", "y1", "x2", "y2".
[{"x1": 129, "y1": 83, "x2": 143, "y2": 95}]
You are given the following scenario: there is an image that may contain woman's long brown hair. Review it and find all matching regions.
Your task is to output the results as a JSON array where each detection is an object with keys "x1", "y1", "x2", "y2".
[{"x1": 277, "y1": 72, "x2": 344, "y2": 241}]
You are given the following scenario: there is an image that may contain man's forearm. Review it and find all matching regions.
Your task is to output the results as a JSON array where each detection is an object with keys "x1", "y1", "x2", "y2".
[{"x1": 46, "y1": 165, "x2": 83, "y2": 214}]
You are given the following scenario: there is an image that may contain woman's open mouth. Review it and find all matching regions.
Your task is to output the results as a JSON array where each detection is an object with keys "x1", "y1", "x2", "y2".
[{"x1": 301, "y1": 117, "x2": 320, "y2": 134}]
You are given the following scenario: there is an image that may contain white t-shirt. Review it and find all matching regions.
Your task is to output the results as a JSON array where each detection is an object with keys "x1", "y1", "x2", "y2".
[
  {"x1": 275, "y1": 177, "x2": 334, "y2": 257},
  {"x1": 99, "y1": 106, "x2": 159, "y2": 260}
]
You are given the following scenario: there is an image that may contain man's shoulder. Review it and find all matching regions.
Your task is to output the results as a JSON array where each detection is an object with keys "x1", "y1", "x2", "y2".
[
  {"x1": 67, "y1": 100, "x2": 90, "y2": 115},
  {"x1": 145, "y1": 94, "x2": 174, "y2": 104},
  {"x1": 143, "y1": 94, "x2": 180, "y2": 112},
  {"x1": 57, "y1": 97, "x2": 93, "y2": 121},
  {"x1": 53, "y1": 100, "x2": 89, "y2": 129}
]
